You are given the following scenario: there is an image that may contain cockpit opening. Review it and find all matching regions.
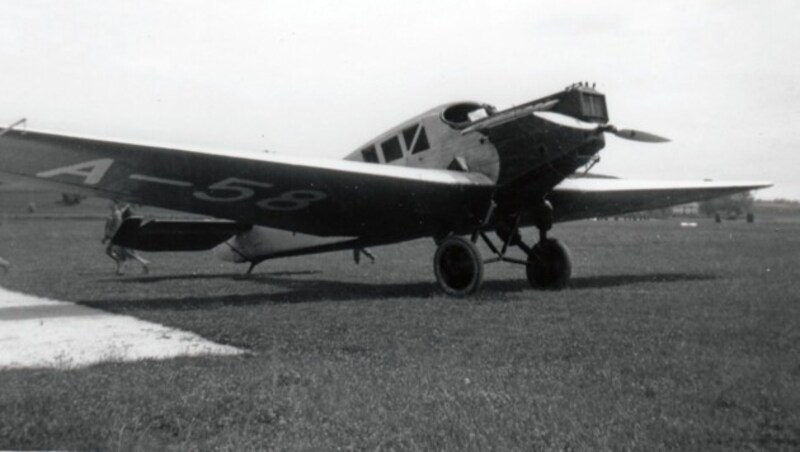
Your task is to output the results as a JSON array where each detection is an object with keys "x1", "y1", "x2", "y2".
[{"x1": 441, "y1": 102, "x2": 494, "y2": 129}]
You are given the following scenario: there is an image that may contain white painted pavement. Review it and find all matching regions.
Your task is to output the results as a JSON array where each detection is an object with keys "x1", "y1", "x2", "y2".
[{"x1": 0, "y1": 286, "x2": 244, "y2": 369}]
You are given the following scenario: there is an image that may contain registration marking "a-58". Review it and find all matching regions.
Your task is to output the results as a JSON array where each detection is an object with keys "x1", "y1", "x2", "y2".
[{"x1": 36, "y1": 158, "x2": 327, "y2": 212}]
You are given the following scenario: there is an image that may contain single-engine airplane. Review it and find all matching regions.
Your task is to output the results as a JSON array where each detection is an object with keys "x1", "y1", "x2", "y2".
[{"x1": 0, "y1": 84, "x2": 770, "y2": 295}]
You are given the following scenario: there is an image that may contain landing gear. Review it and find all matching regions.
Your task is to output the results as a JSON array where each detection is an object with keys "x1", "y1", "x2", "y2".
[
  {"x1": 433, "y1": 236, "x2": 484, "y2": 296},
  {"x1": 526, "y1": 238, "x2": 571, "y2": 289},
  {"x1": 524, "y1": 201, "x2": 571, "y2": 289},
  {"x1": 432, "y1": 200, "x2": 572, "y2": 295}
]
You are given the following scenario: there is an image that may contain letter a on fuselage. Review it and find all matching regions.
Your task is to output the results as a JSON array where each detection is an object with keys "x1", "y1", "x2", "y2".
[{"x1": 36, "y1": 158, "x2": 113, "y2": 185}]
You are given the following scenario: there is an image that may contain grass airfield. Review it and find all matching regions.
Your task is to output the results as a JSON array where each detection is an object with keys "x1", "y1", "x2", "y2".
[{"x1": 1, "y1": 191, "x2": 799, "y2": 450}]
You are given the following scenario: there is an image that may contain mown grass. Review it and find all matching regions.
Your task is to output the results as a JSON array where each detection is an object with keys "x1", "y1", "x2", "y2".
[{"x1": 1, "y1": 192, "x2": 799, "y2": 450}]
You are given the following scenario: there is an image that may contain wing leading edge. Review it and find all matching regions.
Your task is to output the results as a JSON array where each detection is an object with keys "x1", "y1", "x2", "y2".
[
  {"x1": 0, "y1": 128, "x2": 495, "y2": 240},
  {"x1": 549, "y1": 178, "x2": 772, "y2": 222}
]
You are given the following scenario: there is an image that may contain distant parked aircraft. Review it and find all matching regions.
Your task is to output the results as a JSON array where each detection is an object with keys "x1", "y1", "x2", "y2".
[{"x1": 0, "y1": 83, "x2": 770, "y2": 295}]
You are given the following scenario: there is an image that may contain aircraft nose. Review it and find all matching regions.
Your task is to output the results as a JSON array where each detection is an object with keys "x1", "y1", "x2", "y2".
[
  {"x1": 583, "y1": 131, "x2": 604, "y2": 145},
  {"x1": 578, "y1": 130, "x2": 605, "y2": 156}
]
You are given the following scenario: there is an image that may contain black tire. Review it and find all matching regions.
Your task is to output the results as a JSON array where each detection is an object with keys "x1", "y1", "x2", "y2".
[
  {"x1": 526, "y1": 238, "x2": 571, "y2": 290},
  {"x1": 434, "y1": 236, "x2": 484, "y2": 296}
]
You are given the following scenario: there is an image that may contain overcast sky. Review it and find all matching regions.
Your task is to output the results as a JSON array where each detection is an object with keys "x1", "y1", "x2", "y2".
[{"x1": 1, "y1": 0, "x2": 798, "y2": 199}]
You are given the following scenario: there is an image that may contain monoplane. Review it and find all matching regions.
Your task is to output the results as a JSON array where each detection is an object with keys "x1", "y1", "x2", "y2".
[{"x1": 0, "y1": 84, "x2": 770, "y2": 295}]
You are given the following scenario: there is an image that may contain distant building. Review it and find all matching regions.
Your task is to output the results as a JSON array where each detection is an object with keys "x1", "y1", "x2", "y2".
[{"x1": 672, "y1": 202, "x2": 699, "y2": 216}]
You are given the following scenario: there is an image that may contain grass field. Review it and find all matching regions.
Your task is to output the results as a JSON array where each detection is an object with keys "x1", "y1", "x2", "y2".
[{"x1": 1, "y1": 191, "x2": 799, "y2": 450}]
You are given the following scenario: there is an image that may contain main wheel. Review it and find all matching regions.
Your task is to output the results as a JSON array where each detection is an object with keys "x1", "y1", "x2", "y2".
[
  {"x1": 526, "y1": 238, "x2": 571, "y2": 290},
  {"x1": 434, "y1": 236, "x2": 484, "y2": 296}
]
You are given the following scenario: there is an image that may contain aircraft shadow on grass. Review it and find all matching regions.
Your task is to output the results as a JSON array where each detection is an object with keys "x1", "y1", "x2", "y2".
[
  {"x1": 94, "y1": 270, "x2": 321, "y2": 283},
  {"x1": 82, "y1": 272, "x2": 717, "y2": 312}
]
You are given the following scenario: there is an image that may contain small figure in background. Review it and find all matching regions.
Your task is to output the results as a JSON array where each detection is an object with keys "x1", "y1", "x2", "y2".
[{"x1": 103, "y1": 203, "x2": 150, "y2": 275}]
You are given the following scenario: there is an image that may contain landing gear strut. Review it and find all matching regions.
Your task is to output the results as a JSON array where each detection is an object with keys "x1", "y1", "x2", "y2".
[{"x1": 432, "y1": 200, "x2": 572, "y2": 295}]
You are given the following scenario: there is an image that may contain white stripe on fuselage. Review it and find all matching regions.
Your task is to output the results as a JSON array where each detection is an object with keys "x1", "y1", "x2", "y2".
[{"x1": 214, "y1": 226, "x2": 357, "y2": 262}]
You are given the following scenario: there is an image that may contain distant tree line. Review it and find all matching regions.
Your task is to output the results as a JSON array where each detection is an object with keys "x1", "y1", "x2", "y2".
[
  {"x1": 760, "y1": 198, "x2": 799, "y2": 205},
  {"x1": 698, "y1": 192, "x2": 754, "y2": 218}
]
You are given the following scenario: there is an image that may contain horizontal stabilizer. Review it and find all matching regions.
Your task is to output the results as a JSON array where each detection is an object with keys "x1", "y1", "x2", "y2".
[{"x1": 113, "y1": 218, "x2": 251, "y2": 251}]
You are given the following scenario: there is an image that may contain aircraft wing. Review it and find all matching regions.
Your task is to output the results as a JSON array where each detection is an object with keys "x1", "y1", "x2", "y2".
[
  {"x1": 548, "y1": 178, "x2": 772, "y2": 222},
  {"x1": 0, "y1": 128, "x2": 495, "y2": 239}
]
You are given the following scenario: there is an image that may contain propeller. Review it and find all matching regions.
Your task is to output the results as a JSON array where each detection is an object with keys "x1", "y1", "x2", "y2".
[
  {"x1": 533, "y1": 111, "x2": 670, "y2": 143},
  {"x1": 602, "y1": 126, "x2": 670, "y2": 143}
]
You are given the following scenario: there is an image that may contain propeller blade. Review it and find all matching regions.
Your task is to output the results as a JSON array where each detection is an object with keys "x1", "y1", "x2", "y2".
[
  {"x1": 610, "y1": 128, "x2": 670, "y2": 143},
  {"x1": 534, "y1": 111, "x2": 671, "y2": 143}
]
